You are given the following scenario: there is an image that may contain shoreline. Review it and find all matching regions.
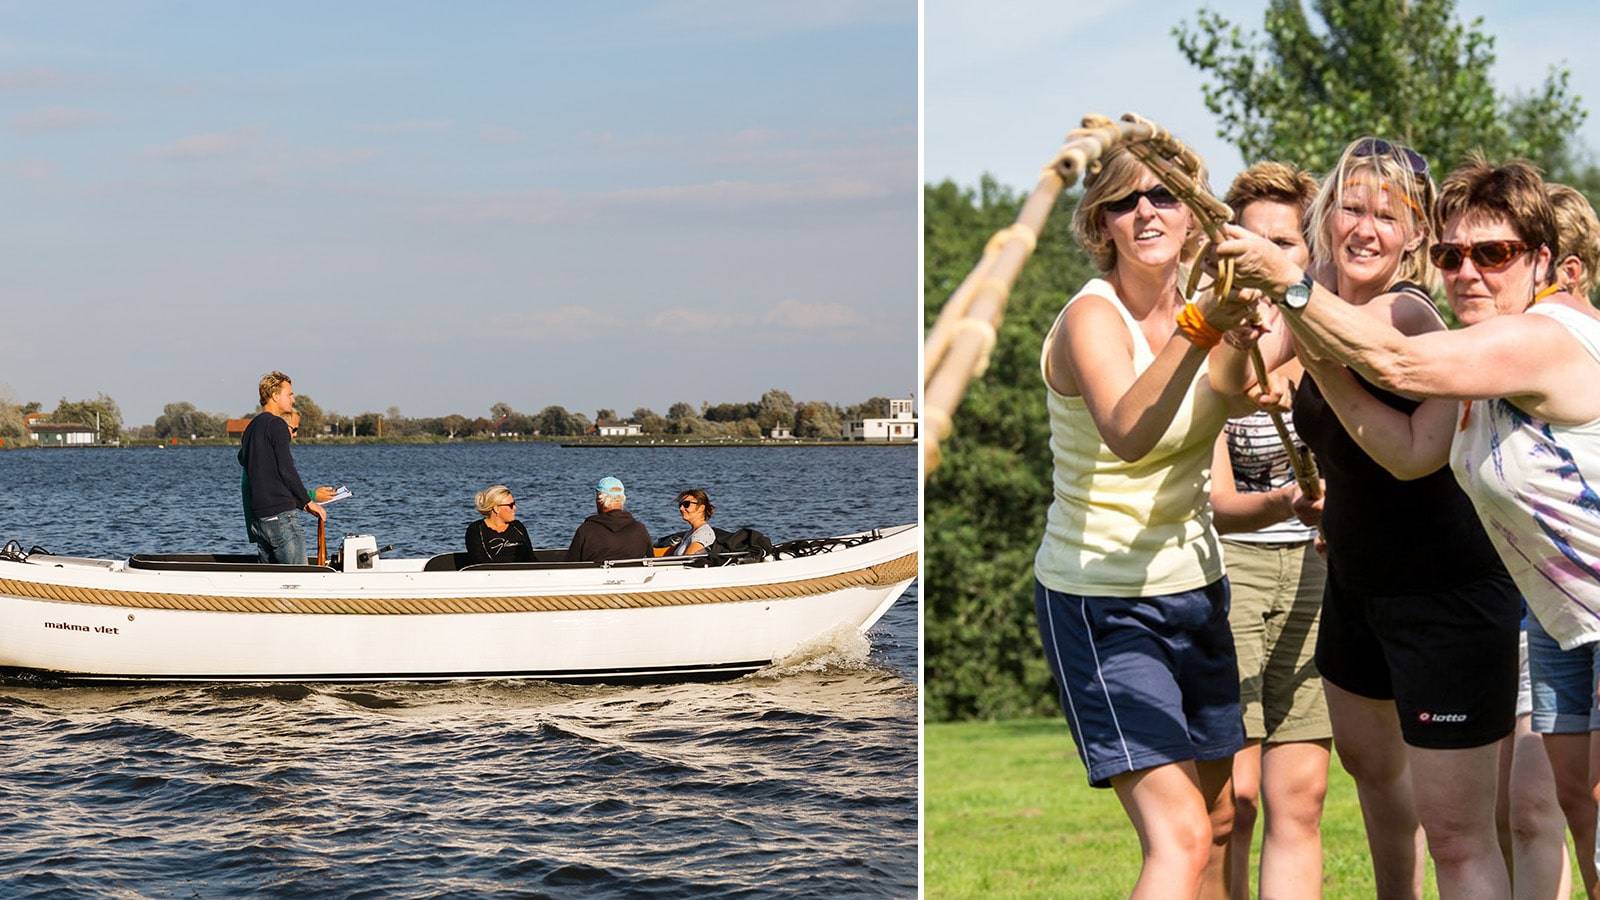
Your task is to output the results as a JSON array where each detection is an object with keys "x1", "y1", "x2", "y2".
[{"x1": 0, "y1": 436, "x2": 917, "y2": 450}]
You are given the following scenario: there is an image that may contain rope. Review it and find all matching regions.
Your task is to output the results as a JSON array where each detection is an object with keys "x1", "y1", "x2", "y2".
[{"x1": 0, "y1": 552, "x2": 918, "y2": 616}]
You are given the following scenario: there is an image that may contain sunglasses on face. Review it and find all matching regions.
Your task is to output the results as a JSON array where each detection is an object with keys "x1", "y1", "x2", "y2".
[
  {"x1": 1352, "y1": 138, "x2": 1430, "y2": 177},
  {"x1": 678, "y1": 499, "x2": 699, "y2": 509},
  {"x1": 497, "y1": 501, "x2": 517, "y2": 509},
  {"x1": 1102, "y1": 186, "x2": 1181, "y2": 214},
  {"x1": 1429, "y1": 240, "x2": 1533, "y2": 273}
]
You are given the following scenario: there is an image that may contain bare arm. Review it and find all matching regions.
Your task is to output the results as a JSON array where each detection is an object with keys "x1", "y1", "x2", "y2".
[
  {"x1": 1049, "y1": 295, "x2": 1213, "y2": 462},
  {"x1": 1298, "y1": 355, "x2": 1456, "y2": 480},
  {"x1": 1217, "y1": 224, "x2": 1600, "y2": 423},
  {"x1": 1208, "y1": 433, "x2": 1298, "y2": 534}
]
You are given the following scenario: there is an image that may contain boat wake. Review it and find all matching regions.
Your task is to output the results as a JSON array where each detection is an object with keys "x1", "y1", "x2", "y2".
[{"x1": 751, "y1": 625, "x2": 872, "y2": 678}]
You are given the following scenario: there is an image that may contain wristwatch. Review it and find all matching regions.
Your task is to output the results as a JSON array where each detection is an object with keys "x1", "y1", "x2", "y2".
[{"x1": 1280, "y1": 269, "x2": 1314, "y2": 311}]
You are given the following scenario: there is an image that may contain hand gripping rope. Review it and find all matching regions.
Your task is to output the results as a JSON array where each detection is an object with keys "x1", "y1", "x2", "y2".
[{"x1": 923, "y1": 112, "x2": 1320, "y2": 500}]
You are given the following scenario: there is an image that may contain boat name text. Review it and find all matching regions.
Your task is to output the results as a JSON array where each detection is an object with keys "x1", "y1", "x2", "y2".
[{"x1": 44, "y1": 621, "x2": 120, "y2": 635}]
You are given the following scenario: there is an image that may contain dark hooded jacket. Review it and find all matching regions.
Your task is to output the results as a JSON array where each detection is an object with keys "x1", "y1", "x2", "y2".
[{"x1": 566, "y1": 508, "x2": 652, "y2": 563}]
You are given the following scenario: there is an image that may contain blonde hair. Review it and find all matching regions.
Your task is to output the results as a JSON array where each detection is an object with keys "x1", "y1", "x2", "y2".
[
  {"x1": 1224, "y1": 161, "x2": 1319, "y2": 222},
  {"x1": 1547, "y1": 183, "x2": 1598, "y2": 294},
  {"x1": 474, "y1": 484, "x2": 513, "y2": 517},
  {"x1": 258, "y1": 371, "x2": 291, "y2": 408},
  {"x1": 1071, "y1": 146, "x2": 1210, "y2": 273},
  {"x1": 1306, "y1": 138, "x2": 1437, "y2": 288}
]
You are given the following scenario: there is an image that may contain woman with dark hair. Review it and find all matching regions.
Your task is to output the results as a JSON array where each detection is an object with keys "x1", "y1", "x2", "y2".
[
  {"x1": 1033, "y1": 141, "x2": 1255, "y2": 896},
  {"x1": 1223, "y1": 153, "x2": 1600, "y2": 898},
  {"x1": 671, "y1": 489, "x2": 716, "y2": 556}
]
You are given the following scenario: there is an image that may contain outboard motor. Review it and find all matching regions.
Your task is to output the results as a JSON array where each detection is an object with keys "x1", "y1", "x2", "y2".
[{"x1": 341, "y1": 534, "x2": 380, "y2": 572}]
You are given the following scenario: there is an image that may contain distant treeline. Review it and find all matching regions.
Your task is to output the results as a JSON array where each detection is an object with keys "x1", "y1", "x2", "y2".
[{"x1": 0, "y1": 388, "x2": 903, "y2": 443}]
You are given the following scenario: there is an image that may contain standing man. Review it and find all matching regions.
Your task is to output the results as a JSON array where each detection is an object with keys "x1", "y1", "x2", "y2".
[
  {"x1": 566, "y1": 476, "x2": 651, "y2": 563},
  {"x1": 239, "y1": 371, "x2": 326, "y2": 564}
]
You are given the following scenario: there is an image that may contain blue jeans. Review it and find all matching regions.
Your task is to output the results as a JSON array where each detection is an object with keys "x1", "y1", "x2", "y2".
[
  {"x1": 251, "y1": 509, "x2": 306, "y2": 565},
  {"x1": 1527, "y1": 612, "x2": 1600, "y2": 733}
]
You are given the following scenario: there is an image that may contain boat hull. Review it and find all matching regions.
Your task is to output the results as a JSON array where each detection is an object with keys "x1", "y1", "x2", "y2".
[{"x1": 0, "y1": 526, "x2": 917, "y2": 683}]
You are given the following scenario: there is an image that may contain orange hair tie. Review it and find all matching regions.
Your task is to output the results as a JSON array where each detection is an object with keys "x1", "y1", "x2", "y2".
[{"x1": 1175, "y1": 302, "x2": 1224, "y2": 349}]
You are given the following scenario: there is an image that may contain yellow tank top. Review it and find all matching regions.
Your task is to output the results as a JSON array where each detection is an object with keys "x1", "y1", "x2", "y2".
[{"x1": 1033, "y1": 278, "x2": 1228, "y2": 597}]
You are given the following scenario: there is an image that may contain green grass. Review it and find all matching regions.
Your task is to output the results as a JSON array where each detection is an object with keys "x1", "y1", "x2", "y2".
[{"x1": 925, "y1": 719, "x2": 1446, "y2": 898}]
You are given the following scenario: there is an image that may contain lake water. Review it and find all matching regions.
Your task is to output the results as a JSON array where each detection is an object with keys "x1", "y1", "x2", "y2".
[{"x1": 0, "y1": 443, "x2": 918, "y2": 898}]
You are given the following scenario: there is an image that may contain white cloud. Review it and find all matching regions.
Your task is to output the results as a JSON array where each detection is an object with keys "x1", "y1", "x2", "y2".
[
  {"x1": 3, "y1": 158, "x2": 54, "y2": 180},
  {"x1": 488, "y1": 305, "x2": 627, "y2": 340},
  {"x1": 11, "y1": 107, "x2": 107, "y2": 133},
  {"x1": 358, "y1": 118, "x2": 453, "y2": 135},
  {"x1": 765, "y1": 300, "x2": 865, "y2": 330},
  {"x1": 479, "y1": 125, "x2": 526, "y2": 145},
  {"x1": 148, "y1": 128, "x2": 258, "y2": 161},
  {"x1": 0, "y1": 67, "x2": 70, "y2": 91}
]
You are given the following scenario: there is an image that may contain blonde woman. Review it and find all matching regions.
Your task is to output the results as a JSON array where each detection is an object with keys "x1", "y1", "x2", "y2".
[
  {"x1": 466, "y1": 484, "x2": 534, "y2": 564},
  {"x1": 1033, "y1": 143, "x2": 1254, "y2": 897}
]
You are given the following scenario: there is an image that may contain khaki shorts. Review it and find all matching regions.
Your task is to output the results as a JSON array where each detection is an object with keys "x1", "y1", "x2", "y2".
[{"x1": 1225, "y1": 539, "x2": 1332, "y2": 742}]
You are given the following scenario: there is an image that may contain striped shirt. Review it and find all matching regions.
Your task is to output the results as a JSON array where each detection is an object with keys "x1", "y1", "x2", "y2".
[{"x1": 1223, "y1": 410, "x2": 1316, "y2": 544}]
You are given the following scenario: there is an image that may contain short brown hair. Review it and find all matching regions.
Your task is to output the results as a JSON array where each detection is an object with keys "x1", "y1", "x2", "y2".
[
  {"x1": 258, "y1": 371, "x2": 291, "y2": 408},
  {"x1": 1547, "y1": 183, "x2": 1600, "y2": 295},
  {"x1": 1224, "y1": 161, "x2": 1319, "y2": 222},
  {"x1": 1435, "y1": 155, "x2": 1557, "y2": 259},
  {"x1": 676, "y1": 488, "x2": 715, "y2": 519},
  {"x1": 1071, "y1": 145, "x2": 1210, "y2": 273}
]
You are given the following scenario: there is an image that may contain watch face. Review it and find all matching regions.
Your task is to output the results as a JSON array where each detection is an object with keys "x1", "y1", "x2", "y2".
[{"x1": 1284, "y1": 280, "x2": 1312, "y2": 310}]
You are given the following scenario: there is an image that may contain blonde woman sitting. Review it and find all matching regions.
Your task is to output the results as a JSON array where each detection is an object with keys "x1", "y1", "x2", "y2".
[{"x1": 466, "y1": 484, "x2": 534, "y2": 565}]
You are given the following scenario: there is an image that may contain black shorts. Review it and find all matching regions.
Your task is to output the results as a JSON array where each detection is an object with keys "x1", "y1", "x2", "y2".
[{"x1": 1315, "y1": 571, "x2": 1521, "y2": 749}]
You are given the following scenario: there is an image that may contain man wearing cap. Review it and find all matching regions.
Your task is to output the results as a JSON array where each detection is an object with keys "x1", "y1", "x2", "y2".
[{"x1": 566, "y1": 476, "x2": 652, "y2": 564}]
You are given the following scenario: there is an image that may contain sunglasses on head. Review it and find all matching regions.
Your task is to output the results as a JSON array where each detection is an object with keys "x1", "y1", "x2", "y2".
[
  {"x1": 1352, "y1": 138, "x2": 1430, "y2": 177},
  {"x1": 1102, "y1": 186, "x2": 1180, "y2": 214},
  {"x1": 1429, "y1": 240, "x2": 1533, "y2": 273}
]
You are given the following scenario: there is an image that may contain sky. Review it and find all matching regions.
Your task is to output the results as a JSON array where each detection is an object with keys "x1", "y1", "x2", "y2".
[
  {"x1": 0, "y1": 1, "x2": 916, "y2": 426},
  {"x1": 925, "y1": 0, "x2": 1600, "y2": 194}
]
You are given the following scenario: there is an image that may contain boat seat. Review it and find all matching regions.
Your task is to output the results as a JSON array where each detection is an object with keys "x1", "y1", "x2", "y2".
[{"x1": 422, "y1": 552, "x2": 471, "y2": 572}]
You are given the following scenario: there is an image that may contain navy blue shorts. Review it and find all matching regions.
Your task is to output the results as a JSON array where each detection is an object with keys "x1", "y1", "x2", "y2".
[{"x1": 1035, "y1": 578, "x2": 1244, "y2": 788}]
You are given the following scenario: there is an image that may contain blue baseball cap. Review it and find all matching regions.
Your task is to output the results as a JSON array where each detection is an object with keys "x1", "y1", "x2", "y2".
[{"x1": 595, "y1": 476, "x2": 625, "y2": 496}]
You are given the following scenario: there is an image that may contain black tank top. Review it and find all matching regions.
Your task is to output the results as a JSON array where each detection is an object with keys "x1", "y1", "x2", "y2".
[{"x1": 1291, "y1": 284, "x2": 1510, "y2": 594}]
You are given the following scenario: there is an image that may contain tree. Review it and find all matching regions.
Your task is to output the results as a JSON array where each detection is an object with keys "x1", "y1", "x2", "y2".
[
  {"x1": 490, "y1": 402, "x2": 514, "y2": 421},
  {"x1": 792, "y1": 401, "x2": 844, "y2": 438},
  {"x1": 154, "y1": 401, "x2": 224, "y2": 439},
  {"x1": 666, "y1": 401, "x2": 697, "y2": 422},
  {"x1": 1174, "y1": 1, "x2": 1587, "y2": 178},
  {"x1": 845, "y1": 396, "x2": 893, "y2": 421},
  {"x1": 294, "y1": 394, "x2": 325, "y2": 437},
  {"x1": 53, "y1": 394, "x2": 123, "y2": 443},
  {"x1": 595, "y1": 408, "x2": 617, "y2": 425},
  {"x1": 923, "y1": 176, "x2": 1099, "y2": 720},
  {"x1": 632, "y1": 407, "x2": 669, "y2": 434},
  {"x1": 536, "y1": 405, "x2": 584, "y2": 436},
  {"x1": 0, "y1": 385, "x2": 24, "y2": 438},
  {"x1": 441, "y1": 414, "x2": 469, "y2": 438}
]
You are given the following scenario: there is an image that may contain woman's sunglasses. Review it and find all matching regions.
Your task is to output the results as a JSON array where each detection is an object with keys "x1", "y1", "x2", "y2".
[
  {"x1": 1429, "y1": 240, "x2": 1533, "y2": 273},
  {"x1": 1352, "y1": 137, "x2": 1430, "y2": 177},
  {"x1": 1102, "y1": 186, "x2": 1181, "y2": 214},
  {"x1": 678, "y1": 499, "x2": 699, "y2": 509}
]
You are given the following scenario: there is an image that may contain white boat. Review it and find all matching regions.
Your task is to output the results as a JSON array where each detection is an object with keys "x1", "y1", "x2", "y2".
[{"x1": 0, "y1": 525, "x2": 918, "y2": 684}]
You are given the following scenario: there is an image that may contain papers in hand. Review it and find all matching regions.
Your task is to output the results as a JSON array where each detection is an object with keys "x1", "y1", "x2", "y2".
[{"x1": 324, "y1": 485, "x2": 353, "y2": 505}]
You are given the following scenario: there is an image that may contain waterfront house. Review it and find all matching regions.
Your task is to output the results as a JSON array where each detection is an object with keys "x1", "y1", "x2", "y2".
[
  {"x1": 28, "y1": 421, "x2": 97, "y2": 446},
  {"x1": 848, "y1": 398, "x2": 918, "y2": 442},
  {"x1": 597, "y1": 423, "x2": 642, "y2": 437},
  {"x1": 225, "y1": 417, "x2": 252, "y2": 438}
]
